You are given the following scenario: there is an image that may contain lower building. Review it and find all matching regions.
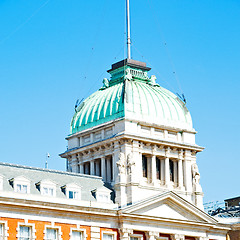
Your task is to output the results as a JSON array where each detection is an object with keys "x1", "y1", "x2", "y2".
[{"x1": 0, "y1": 162, "x2": 230, "y2": 240}]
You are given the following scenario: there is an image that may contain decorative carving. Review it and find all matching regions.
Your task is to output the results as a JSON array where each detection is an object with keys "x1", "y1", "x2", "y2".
[
  {"x1": 192, "y1": 163, "x2": 202, "y2": 192},
  {"x1": 149, "y1": 75, "x2": 156, "y2": 85},
  {"x1": 116, "y1": 152, "x2": 126, "y2": 174},
  {"x1": 127, "y1": 153, "x2": 135, "y2": 174},
  {"x1": 124, "y1": 69, "x2": 132, "y2": 81},
  {"x1": 192, "y1": 163, "x2": 200, "y2": 184},
  {"x1": 102, "y1": 78, "x2": 109, "y2": 88}
]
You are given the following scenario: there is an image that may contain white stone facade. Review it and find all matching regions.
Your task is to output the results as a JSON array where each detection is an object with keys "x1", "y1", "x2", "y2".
[{"x1": 61, "y1": 118, "x2": 204, "y2": 209}]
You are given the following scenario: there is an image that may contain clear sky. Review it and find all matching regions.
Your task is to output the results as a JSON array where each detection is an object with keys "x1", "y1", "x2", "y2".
[{"x1": 0, "y1": 0, "x2": 239, "y2": 204}]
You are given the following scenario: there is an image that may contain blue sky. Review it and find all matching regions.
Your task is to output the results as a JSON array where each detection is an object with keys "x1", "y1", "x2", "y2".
[{"x1": 0, "y1": 0, "x2": 239, "y2": 204}]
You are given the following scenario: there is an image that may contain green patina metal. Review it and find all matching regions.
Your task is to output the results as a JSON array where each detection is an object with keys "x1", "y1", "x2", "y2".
[{"x1": 70, "y1": 60, "x2": 192, "y2": 135}]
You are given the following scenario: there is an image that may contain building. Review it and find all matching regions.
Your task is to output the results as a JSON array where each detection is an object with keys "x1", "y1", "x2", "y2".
[
  {"x1": 0, "y1": 1, "x2": 234, "y2": 239},
  {"x1": 0, "y1": 58, "x2": 231, "y2": 240}
]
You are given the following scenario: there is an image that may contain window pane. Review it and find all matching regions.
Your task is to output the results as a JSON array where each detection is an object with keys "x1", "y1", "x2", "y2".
[
  {"x1": 22, "y1": 185, "x2": 27, "y2": 193},
  {"x1": 72, "y1": 231, "x2": 82, "y2": 240},
  {"x1": 19, "y1": 226, "x2": 30, "y2": 240},
  {"x1": 46, "y1": 229, "x2": 57, "y2": 240},
  {"x1": 17, "y1": 184, "x2": 21, "y2": 192},
  {"x1": 130, "y1": 237, "x2": 139, "y2": 240},
  {"x1": 69, "y1": 191, "x2": 73, "y2": 199},
  {"x1": 103, "y1": 234, "x2": 113, "y2": 240},
  {"x1": 49, "y1": 188, "x2": 53, "y2": 196}
]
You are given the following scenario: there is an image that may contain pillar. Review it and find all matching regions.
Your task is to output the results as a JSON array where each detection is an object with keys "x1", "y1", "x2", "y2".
[
  {"x1": 161, "y1": 159, "x2": 165, "y2": 183},
  {"x1": 174, "y1": 160, "x2": 178, "y2": 184},
  {"x1": 101, "y1": 157, "x2": 106, "y2": 181},
  {"x1": 178, "y1": 158, "x2": 183, "y2": 189},
  {"x1": 151, "y1": 155, "x2": 157, "y2": 183},
  {"x1": 80, "y1": 164, "x2": 84, "y2": 174},
  {"x1": 90, "y1": 160, "x2": 95, "y2": 175},
  {"x1": 165, "y1": 157, "x2": 170, "y2": 186}
]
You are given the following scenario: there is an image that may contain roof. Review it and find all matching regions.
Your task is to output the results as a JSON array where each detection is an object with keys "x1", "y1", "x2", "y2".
[
  {"x1": 0, "y1": 162, "x2": 112, "y2": 202},
  {"x1": 70, "y1": 59, "x2": 193, "y2": 134}
]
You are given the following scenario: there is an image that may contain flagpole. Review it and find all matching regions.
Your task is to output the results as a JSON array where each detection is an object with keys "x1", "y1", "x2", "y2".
[{"x1": 126, "y1": 0, "x2": 131, "y2": 59}]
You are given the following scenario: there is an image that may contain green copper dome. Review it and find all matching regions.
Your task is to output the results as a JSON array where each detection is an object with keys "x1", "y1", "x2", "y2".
[{"x1": 70, "y1": 59, "x2": 192, "y2": 135}]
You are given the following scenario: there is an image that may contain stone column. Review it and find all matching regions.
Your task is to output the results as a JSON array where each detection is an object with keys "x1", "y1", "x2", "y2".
[
  {"x1": 90, "y1": 160, "x2": 95, "y2": 175},
  {"x1": 146, "y1": 232, "x2": 159, "y2": 240},
  {"x1": 101, "y1": 157, "x2": 106, "y2": 181},
  {"x1": 183, "y1": 150, "x2": 193, "y2": 193},
  {"x1": 106, "y1": 157, "x2": 112, "y2": 182},
  {"x1": 172, "y1": 234, "x2": 185, "y2": 240},
  {"x1": 161, "y1": 158, "x2": 165, "y2": 183},
  {"x1": 119, "y1": 229, "x2": 132, "y2": 240},
  {"x1": 151, "y1": 155, "x2": 157, "y2": 183},
  {"x1": 178, "y1": 150, "x2": 184, "y2": 189},
  {"x1": 165, "y1": 148, "x2": 170, "y2": 187},
  {"x1": 165, "y1": 157, "x2": 170, "y2": 186},
  {"x1": 79, "y1": 164, "x2": 84, "y2": 174}
]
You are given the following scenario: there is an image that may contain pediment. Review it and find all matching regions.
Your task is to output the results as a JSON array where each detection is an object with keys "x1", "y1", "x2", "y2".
[{"x1": 121, "y1": 191, "x2": 217, "y2": 224}]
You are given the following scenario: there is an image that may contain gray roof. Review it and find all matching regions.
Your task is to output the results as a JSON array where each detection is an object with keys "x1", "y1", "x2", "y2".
[{"x1": 0, "y1": 162, "x2": 112, "y2": 202}]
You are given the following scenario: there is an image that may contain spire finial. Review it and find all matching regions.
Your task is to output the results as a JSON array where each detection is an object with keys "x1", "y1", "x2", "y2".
[{"x1": 126, "y1": 0, "x2": 131, "y2": 59}]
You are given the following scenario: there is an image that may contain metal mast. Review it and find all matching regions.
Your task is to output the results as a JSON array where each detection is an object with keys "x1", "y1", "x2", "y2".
[{"x1": 126, "y1": 0, "x2": 131, "y2": 59}]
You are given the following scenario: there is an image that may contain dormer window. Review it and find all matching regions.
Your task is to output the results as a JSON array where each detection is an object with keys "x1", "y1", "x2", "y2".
[
  {"x1": 61, "y1": 183, "x2": 81, "y2": 200},
  {"x1": 68, "y1": 190, "x2": 78, "y2": 199},
  {"x1": 9, "y1": 176, "x2": 31, "y2": 194},
  {"x1": 43, "y1": 187, "x2": 54, "y2": 196},
  {"x1": 92, "y1": 187, "x2": 112, "y2": 203},
  {"x1": 16, "y1": 184, "x2": 28, "y2": 193},
  {"x1": 36, "y1": 180, "x2": 56, "y2": 197}
]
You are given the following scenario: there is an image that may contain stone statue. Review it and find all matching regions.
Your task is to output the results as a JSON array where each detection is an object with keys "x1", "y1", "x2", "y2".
[
  {"x1": 127, "y1": 153, "x2": 135, "y2": 174},
  {"x1": 149, "y1": 75, "x2": 156, "y2": 85},
  {"x1": 116, "y1": 152, "x2": 125, "y2": 174},
  {"x1": 124, "y1": 69, "x2": 132, "y2": 81},
  {"x1": 102, "y1": 78, "x2": 109, "y2": 88},
  {"x1": 192, "y1": 163, "x2": 202, "y2": 192}
]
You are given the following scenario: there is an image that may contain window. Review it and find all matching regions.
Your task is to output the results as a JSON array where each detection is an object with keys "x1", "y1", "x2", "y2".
[
  {"x1": 43, "y1": 187, "x2": 54, "y2": 196},
  {"x1": 98, "y1": 194, "x2": 109, "y2": 202},
  {"x1": 130, "y1": 237, "x2": 139, "y2": 240},
  {"x1": 46, "y1": 229, "x2": 57, "y2": 240},
  {"x1": 16, "y1": 184, "x2": 28, "y2": 193},
  {"x1": 130, "y1": 234, "x2": 143, "y2": 240},
  {"x1": 69, "y1": 191, "x2": 78, "y2": 199},
  {"x1": 19, "y1": 226, "x2": 31, "y2": 240},
  {"x1": 0, "y1": 224, "x2": 4, "y2": 240},
  {"x1": 71, "y1": 231, "x2": 83, "y2": 240},
  {"x1": 37, "y1": 180, "x2": 56, "y2": 197},
  {"x1": 142, "y1": 155, "x2": 148, "y2": 178},
  {"x1": 103, "y1": 233, "x2": 115, "y2": 240}
]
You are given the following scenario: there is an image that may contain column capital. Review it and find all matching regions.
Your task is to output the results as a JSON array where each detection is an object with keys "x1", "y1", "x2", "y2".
[
  {"x1": 171, "y1": 234, "x2": 184, "y2": 240},
  {"x1": 146, "y1": 231, "x2": 159, "y2": 238},
  {"x1": 119, "y1": 228, "x2": 133, "y2": 237}
]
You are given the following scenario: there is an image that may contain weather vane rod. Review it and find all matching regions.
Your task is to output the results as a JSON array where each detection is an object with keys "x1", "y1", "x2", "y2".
[{"x1": 126, "y1": 0, "x2": 131, "y2": 59}]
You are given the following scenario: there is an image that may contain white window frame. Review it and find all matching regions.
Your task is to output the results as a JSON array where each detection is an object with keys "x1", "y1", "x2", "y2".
[
  {"x1": 92, "y1": 187, "x2": 111, "y2": 203},
  {"x1": 12, "y1": 176, "x2": 31, "y2": 194},
  {"x1": 130, "y1": 234, "x2": 143, "y2": 240},
  {"x1": 44, "y1": 225, "x2": 62, "y2": 240},
  {"x1": 62, "y1": 183, "x2": 81, "y2": 200},
  {"x1": 102, "y1": 231, "x2": 117, "y2": 240},
  {"x1": 69, "y1": 228, "x2": 86, "y2": 240},
  {"x1": 156, "y1": 237, "x2": 169, "y2": 240},
  {"x1": 38, "y1": 180, "x2": 56, "y2": 197},
  {"x1": 0, "y1": 221, "x2": 9, "y2": 240},
  {"x1": 17, "y1": 222, "x2": 36, "y2": 240}
]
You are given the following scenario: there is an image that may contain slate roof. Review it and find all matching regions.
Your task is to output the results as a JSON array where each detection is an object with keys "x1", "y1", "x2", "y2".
[{"x1": 0, "y1": 162, "x2": 112, "y2": 202}]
